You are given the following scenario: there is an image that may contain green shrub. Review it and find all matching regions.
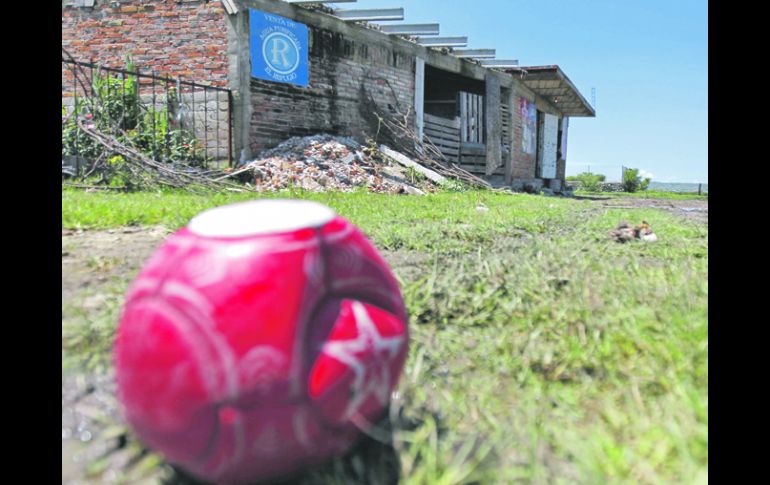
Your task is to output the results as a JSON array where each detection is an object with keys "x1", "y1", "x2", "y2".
[
  {"x1": 569, "y1": 172, "x2": 605, "y2": 191},
  {"x1": 622, "y1": 168, "x2": 651, "y2": 193}
]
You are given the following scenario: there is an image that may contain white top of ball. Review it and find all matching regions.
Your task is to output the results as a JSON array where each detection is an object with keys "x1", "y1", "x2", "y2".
[{"x1": 188, "y1": 199, "x2": 336, "y2": 237}]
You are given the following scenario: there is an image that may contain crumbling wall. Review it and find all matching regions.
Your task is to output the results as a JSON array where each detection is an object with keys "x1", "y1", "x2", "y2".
[
  {"x1": 61, "y1": 0, "x2": 229, "y2": 86},
  {"x1": 249, "y1": 26, "x2": 415, "y2": 153}
]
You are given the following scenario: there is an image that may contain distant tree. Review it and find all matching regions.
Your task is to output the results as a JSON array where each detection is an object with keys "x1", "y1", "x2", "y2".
[{"x1": 622, "y1": 168, "x2": 651, "y2": 193}]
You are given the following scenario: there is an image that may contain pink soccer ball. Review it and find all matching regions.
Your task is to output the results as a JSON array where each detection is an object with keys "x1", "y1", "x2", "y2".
[{"x1": 114, "y1": 199, "x2": 409, "y2": 484}]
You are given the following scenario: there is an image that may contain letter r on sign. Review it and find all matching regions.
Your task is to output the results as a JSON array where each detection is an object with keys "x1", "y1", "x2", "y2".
[{"x1": 270, "y1": 37, "x2": 291, "y2": 69}]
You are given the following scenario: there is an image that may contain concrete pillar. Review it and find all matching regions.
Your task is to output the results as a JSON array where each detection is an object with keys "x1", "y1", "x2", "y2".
[
  {"x1": 226, "y1": 8, "x2": 252, "y2": 164},
  {"x1": 414, "y1": 57, "x2": 425, "y2": 143},
  {"x1": 485, "y1": 73, "x2": 501, "y2": 176}
]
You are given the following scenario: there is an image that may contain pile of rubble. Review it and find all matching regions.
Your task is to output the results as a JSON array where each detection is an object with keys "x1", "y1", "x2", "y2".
[{"x1": 235, "y1": 135, "x2": 430, "y2": 194}]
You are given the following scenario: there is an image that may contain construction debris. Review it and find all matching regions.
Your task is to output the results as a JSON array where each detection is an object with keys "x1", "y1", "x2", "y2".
[
  {"x1": 235, "y1": 135, "x2": 435, "y2": 194},
  {"x1": 609, "y1": 221, "x2": 658, "y2": 243},
  {"x1": 369, "y1": 107, "x2": 493, "y2": 189},
  {"x1": 379, "y1": 145, "x2": 446, "y2": 184},
  {"x1": 74, "y1": 121, "x2": 243, "y2": 193}
]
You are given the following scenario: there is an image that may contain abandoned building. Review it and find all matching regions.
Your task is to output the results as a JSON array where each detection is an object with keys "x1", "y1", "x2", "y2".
[{"x1": 62, "y1": 0, "x2": 595, "y2": 191}]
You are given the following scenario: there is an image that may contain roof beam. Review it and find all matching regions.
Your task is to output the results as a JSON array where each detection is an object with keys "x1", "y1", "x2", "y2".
[
  {"x1": 220, "y1": 0, "x2": 238, "y2": 14},
  {"x1": 334, "y1": 8, "x2": 404, "y2": 22},
  {"x1": 453, "y1": 49, "x2": 496, "y2": 59},
  {"x1": 416, "y1": 36, "x2": 468, "y2": 48},
  {"x1": 481, "y1": 59, "x2": 519, "y2": 68},
  {"x1": 378, "y1": 23, "x2": 440, "y2": 35}
]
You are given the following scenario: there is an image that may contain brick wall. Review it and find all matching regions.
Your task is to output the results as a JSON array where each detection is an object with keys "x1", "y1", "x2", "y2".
[
  {"x1": 511, "y1": 94, "x2": 537, "y2": 180},
  {"x1": 62, "y1": 0, "x2": 228, "y2": 86},
  {"x1": 249, "y1": 26, "x2": 416, "y2": 153}
]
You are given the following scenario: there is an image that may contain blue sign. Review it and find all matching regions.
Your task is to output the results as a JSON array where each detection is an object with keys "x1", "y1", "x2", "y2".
[{"x1": 250, "y1": 9, "x2": 309, "y2": 87}]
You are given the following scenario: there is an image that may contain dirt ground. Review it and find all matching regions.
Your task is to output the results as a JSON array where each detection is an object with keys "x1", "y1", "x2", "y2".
[
  {"x1": 61, "y1": 196, "x2": 706, "y2": 484},
  {"x1": 579, "y1": 196, "x2": 708, "y2": 224}
]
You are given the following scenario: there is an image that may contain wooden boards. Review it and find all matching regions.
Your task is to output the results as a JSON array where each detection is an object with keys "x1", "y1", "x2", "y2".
[
  {"x1": 424, "y1": 113, "x2": 461, "y2": 163},
  {"x1": 379, "y1": 145, "x2": 446, "y2": 184},
  {"x1": 459, "y1": 92, "x2": 484, "y2": 144}
]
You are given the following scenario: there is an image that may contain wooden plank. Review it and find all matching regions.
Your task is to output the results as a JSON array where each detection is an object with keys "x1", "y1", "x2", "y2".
[
  {"x1": 436, "y1": 149, "x2": 460, "y2": 160},
  {"x1": 460, "y1": 151, "x2": 486, "y2": 158},
  {"x1": 424, "y1": 131, "x2": 459, "y2": 142},
  {"x1": 468, "y1": 95, "x2": 478, "y2": 142},
  {"x1": 427, "y1": 143, "x2": 460, "y2": 154},
  {"x1": 424, "y1": 113, "x2": 460, "y2": 129},
  {"x1": 478, "y1": 95, "x2": 483, "y2": 143},
  {"x1": 434, "y1": 144, "x2": 459, "y2": 153},
  {"x1": 379, "y1": 145, "x2": 447, "y2": 184},
  {"x1": 425, "y1": 138, "x2": 460, "y2": 150},
  {"x1": 460, "y1": 153, "x2": 485, "y2": 160},
  {"x1": 458, "y1": 164, "x2": 486, "y2": 174},
  {"x1": 460, "y1": 143, "x2": 486, "y2": 155},
  {"x1": 460, "y1": 93, "x2": 467, "y2": 142},
  {"x1": 424, "y1": 125, "x2": 460, "y2": 139},
  {"x1": 424, "y1": 130, "x2": 459, "y2": 142},
  {"x1": 430, "y1": 145, "x2": 460, "y2": 155},
  {"x1": 425, "y1": 130, "x2": 460, "y2": 143},
  {"x1": 423, "y1": 120, "x2": 460, "y2": 134}
]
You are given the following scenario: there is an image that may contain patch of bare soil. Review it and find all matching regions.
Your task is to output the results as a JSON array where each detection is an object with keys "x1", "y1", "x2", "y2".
[
  {"x1": 595, "y1": 197, "x2": 708, "y2": 224},
  {"x1": 62, "y1": 226, "x2": 172, "y2": 305}
]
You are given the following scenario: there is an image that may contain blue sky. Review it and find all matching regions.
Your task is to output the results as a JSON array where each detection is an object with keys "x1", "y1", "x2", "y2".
[{"x1": 327, "y1": 0, "x2": 708, "y2": 182}]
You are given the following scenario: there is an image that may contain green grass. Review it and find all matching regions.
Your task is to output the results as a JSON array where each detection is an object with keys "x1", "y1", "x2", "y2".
[
  {"x1": 62, "y1": 187, "x2": 582, "y2": 252},
  {"x1": 62, "y1": 187, "x2": 707, "y2": 484}
]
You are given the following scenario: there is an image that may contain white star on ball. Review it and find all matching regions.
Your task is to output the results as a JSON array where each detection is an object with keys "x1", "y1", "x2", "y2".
[{"x1": 320, "y1": 301, "x2": 405, "y2": 421}]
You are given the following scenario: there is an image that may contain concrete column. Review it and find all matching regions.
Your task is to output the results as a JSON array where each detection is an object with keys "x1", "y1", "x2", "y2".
[
  {"x1": 414, "y1": 57, "x2": 425, "y2": 143},
  {"x1": 485, "y1": 73, "x2": 501, "y2": 176},
  {"x1": 226, "y1": 7, "x2": 252, "y2": 164}
]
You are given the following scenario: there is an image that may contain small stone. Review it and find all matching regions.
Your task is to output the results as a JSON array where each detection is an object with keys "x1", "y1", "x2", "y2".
[{"x1": 402, "y1": 185, "x2": 425, "y2": 195}]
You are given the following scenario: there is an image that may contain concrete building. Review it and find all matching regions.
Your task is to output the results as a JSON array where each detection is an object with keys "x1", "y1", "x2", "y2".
[{"x1": 62, "y1": 0, "x2": 595, "y2": 190}]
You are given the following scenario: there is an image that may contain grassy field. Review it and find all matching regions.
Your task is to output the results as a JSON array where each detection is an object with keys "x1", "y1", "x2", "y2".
[{"x1": 62, "y1": 188, "x2": 708, "y2": 484}]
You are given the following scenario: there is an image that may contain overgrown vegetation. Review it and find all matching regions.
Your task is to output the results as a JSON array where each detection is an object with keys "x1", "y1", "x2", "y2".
[
  {"x1": 567, "y1": 171, "x2": 606, "y2": 191},
  {"x1": 62, "y1": 189, "x2": 707, "y2": 484},
  {"x1": 622, "y1": 167, "x2": 652, "y2": 193},
  {"x1": 62, "y1": 57, "x2": 203, "y2": 186}
]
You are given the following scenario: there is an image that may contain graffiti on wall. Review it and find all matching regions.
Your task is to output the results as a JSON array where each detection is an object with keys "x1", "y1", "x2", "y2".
[{"x1": 519, "y1": 98, "x2": 537, "y2": 155}]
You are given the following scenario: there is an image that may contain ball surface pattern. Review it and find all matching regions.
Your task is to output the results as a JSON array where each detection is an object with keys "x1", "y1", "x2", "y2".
[{"x1": 114, "y1": 200, "x2": 408, "y2": 484}]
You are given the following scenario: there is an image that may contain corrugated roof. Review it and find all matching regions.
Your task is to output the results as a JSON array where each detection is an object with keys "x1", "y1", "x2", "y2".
[{"x1": 506, "y1": 65, "x2": 595, "y2": 117}]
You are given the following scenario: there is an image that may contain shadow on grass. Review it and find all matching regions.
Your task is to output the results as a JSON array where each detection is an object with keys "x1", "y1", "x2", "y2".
[{"x1": 160, "y1": 412, "x2": 406, "y2": 485}]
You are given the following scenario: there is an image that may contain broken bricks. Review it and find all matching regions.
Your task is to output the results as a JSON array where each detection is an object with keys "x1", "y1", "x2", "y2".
[{"x1": 239, "y1": 134, "x2": 429, "y2": 194}]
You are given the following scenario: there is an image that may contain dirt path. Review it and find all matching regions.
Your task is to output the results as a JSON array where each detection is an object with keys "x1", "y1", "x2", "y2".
[{"x1": 580, "y1": 196, "x2": 708, "y2": 224}]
